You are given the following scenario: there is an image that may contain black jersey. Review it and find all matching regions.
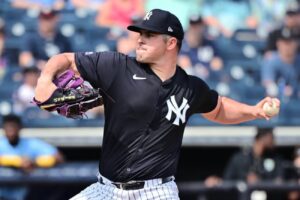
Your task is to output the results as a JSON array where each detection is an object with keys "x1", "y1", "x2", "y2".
[{"x1": 75, "y1": 51, "x2": 218, "y2": 182}]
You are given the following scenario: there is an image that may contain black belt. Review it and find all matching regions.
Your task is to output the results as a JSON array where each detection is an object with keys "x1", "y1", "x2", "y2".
[{"x1": 99, "y1": 176, "x2": 173, "y2": 190}]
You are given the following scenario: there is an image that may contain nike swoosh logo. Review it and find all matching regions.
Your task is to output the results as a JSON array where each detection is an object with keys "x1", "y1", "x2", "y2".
[{"x1": 133, "y1": 74, "x2": 147, "y2": 80}]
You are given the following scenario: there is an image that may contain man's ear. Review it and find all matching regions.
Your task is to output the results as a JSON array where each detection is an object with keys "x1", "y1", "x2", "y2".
[{"x1": 166, "y1": 37, "x2": 177, "y2": 50}]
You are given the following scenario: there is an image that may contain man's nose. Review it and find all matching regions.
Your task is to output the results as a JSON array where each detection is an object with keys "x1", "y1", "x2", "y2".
[
  {"x1": 137, "y1": 36, "x2": 142, "y2": 43},
  {"x1": 137, "y1": 35, "x2": 144, "y2": 43}
]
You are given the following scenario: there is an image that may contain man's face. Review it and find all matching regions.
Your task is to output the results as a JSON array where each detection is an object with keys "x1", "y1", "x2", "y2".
[
  {"x1": 277, "y1": 39, "x2": 298, "y2": 56},
  {"x1": 187, "y1": 23, "x2": 204, "y2": 47},
  {"x1": 135, "y1": 30, "x2": 169, "y2": 63},
  {"x1": 39, "y1": 16, "x2": 58, "y2": 34},
  {"x1": 285, "y1": 15, "x2": 299, "y2": 28},
  {"x1": 24, "y1": 71, "x2": 39, "y2": 87},
  {"x1": 261, "y1": 133, "x2": 275, "y2": 151},
  {"x1": 4, "y1": 122, "x2": 21, "y2": 145}
]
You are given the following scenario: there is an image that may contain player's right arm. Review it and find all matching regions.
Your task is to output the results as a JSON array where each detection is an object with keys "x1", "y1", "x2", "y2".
[{"x1": 34, "y1": 53, "x2": 77, "y2": 102}]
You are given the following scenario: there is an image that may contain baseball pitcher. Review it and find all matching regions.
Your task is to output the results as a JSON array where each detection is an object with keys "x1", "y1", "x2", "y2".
[{"x1": 34, "y1": 9, "x2": 280, "y2": 200}]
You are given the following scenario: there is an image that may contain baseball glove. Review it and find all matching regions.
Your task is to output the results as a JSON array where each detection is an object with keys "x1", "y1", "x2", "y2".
[{"x1": 33, "y1": 70, "x2": 103, "y2": 118}]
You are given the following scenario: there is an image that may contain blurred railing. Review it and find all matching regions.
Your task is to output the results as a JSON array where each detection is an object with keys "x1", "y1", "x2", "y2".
[
  {"x1": 0, "y1": 164, "x2": 299, "y2": 200},
  {"x1": 1, "y1": 126, "x2": 300, "y2": 147}
]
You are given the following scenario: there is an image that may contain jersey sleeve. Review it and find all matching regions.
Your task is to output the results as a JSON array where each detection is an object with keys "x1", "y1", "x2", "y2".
[
  {"x1": 75, "y1": 51, "x2": 126, "y2": 90},
  {"x1": 192, "y1": 77, "x2": 219, "y2": 113}
]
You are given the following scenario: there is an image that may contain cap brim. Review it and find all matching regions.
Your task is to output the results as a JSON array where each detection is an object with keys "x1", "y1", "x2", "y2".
[{"x1": 127, "y1": 24, "x2": 163, "y2": 34}]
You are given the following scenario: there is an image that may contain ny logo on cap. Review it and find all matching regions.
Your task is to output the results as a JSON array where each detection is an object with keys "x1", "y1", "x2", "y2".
[{"x1": 144, "y1": 11, "x2": 153, "y2": 21}]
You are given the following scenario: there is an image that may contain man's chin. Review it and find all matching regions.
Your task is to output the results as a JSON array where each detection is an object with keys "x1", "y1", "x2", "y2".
[{"x1": 136, "y1": 56, "x2": 146, "y2": 63}]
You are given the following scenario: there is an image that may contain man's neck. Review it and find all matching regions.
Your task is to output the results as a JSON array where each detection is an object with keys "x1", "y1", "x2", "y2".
[
  {"x1": 150, "y1": 62, "x2": 177, "y2": 82},
  {"x1": 253, "y1": 143, "x2": 263, "y2": 158},
  {"x1": 149, "y1": 54, "x2": 178, "y2": 82},
  {"x1": 280, "y1": 53, "x2": 295, "y2": 64},
  {"x1": 39, "y1": 30, "x2": 55, "y2": 39}
]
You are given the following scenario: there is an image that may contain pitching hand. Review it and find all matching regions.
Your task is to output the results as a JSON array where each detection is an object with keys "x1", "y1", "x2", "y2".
[{"x1": 254, "y1": 97, "x2": 280, "y2": 120}]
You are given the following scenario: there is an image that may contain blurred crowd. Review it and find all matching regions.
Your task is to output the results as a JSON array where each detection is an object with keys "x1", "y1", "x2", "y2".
[
  {"x1": 0, "y1": 0, "x2": 300, "y2": 127},
  {"x1": 0, "y1": 1, "x2": 300, "y2": 200},
  {"x1": 203, "y1": 127, "x2": 300, "y2": 200}
]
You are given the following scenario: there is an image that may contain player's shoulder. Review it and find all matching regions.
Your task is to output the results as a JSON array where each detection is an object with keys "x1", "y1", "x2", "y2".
[
  {"x1": 77, "y1": 51, "x2": 135, "y2": 61},
  {"x1": 177, "y1": 67, "x2": 208, "y2": 87}
]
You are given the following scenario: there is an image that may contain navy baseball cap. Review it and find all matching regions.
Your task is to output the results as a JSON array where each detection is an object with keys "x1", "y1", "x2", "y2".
[
  {"x1": 278, "y1": 28, "x2": 297, "y2": 40},
  {"x1": 127, "y1": 9, "x2": 184, "y2": 40}
]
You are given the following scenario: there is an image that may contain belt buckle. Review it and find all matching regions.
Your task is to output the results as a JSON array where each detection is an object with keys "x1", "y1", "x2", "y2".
[
  {"x1": 119, "y1": 180, "x2": 144, "y2": 190},
  {"x1": 123, "y1": 180, "x2": 137, "y2": 190}
]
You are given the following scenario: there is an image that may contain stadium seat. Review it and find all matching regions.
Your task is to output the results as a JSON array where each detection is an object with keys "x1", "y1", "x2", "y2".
[
  {"x1": 2, "y1": 8, "x2": 27, "y2": 21},
  {"x1": 0, "y1": 100, "x2": 12, "y2": 120},
  {"x1": 68, "y1": 32, "x2": 91, "y2": 52},
  {"x1": 22, "y1": 107, "x2": 77, "y2": 128},
  {"x1": 87, "y1": 26, "x2": 111, "y2": 40},
  {"x1": 279, "y1": 100, "x2": 300, "y2": 125},
  {"x1": 76, "y1": 117, "x2": 105, "y2": 127},
  {"x1": 1, "y1": 66, "x2": 22, "y2": 82},
  {"x1": 225, "y1": 58, "x2": 262, "y2": 83},
  {"x1": 58, "y1": 9, "x2": 97, "y2": 33},
  {"x1": 89, "y1": 39, "x2": 117, "y2": 52},
  {"x1": 231, "y1": 28, "x2": 266, "y2": 54},
  {"x1": 0, "y1": 77, "x2": 21, "y2": 100},
  {"x1": 217, "y1": 29, "x2": 265, "y2": 62}
]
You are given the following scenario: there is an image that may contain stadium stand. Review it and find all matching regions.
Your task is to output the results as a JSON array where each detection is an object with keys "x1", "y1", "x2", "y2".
[{"x1": 0, "y1": 2, "x2": 300, "y2": 199}]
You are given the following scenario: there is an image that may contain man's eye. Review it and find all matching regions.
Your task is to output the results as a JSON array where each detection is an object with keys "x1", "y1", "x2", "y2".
[{"x1": 145, "y1": 32, "x2": 155, "y2": 37}]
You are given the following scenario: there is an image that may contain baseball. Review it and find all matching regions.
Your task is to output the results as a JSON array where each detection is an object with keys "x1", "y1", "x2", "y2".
[{"x1": 263, "y1": 99, "x2": 279, "y2": 116}]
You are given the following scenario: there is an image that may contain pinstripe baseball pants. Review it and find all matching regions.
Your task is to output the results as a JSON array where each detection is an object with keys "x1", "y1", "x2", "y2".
[{"x1": 70, "y1": 173, "x2": 180, "y2": 200}]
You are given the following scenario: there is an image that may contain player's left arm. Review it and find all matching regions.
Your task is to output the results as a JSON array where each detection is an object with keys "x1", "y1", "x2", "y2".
[{"x1": 202, "y1": 96, "x2": 280, "y2": 124}]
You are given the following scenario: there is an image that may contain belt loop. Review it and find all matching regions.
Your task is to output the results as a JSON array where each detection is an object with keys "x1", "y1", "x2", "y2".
[{"x1": 97, "y1": 173, "x2": 101, "y2": 182}]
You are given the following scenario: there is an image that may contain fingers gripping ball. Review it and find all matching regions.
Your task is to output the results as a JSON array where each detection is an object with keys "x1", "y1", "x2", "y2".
[
  {"x1": 263, "y1": 99, "x2": 279, "y2": 117},
  {"x1": 34, "y1": 70, "x2": 103, "y2": 118}
]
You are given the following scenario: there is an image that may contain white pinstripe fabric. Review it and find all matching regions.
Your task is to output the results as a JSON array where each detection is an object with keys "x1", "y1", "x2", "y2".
[{"x1": 69, "y1": 174, "x2": 179, "y2": 200}]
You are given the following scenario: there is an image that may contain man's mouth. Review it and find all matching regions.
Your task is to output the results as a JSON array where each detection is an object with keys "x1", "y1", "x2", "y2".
[{"x1": 137, "y1": 46, "x2": 146, "y2": 51}]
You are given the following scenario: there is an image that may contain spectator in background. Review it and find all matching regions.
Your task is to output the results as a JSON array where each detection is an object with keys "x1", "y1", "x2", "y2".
[
  {"x1": 116, "y1": 16, "x2": 141, "y2": 56},
  {"x1": 201, "y1": 0, "x2": 253, "y2": 37},
  {"x1": 287, "y1": 147, "x2": 300, "y2": 200},
  {"x1": 145, "y1": 0, "x2": 202, "y2": 30},
  {"x1": 0, "y1": 114, "x2": 64, "y2": 200},
  {"x1": 13, "y1": 67, "x2": 40, "y2": 114},
  {"x1": 261, "y1": 28, "x2": 300, "y2": 99},
  {"x1": 203, "y1": 127, "x2": 285, "y2": 200},
  {"x1": 19, "y1": 9, "x2": 72, "y2": 69},
  {"x1": 223, "y1": 127, "x2": 284, "y2": 183},
  {"x1": 95, "y1": 0, "x2": 145, "y2": 28},
  {"x1": 265, "y1": 7, "x2": 300, "y2": 56},
  {"x1": 293, "y1": 147, "x2": 300, "y2": 181},
  {"x1": 70, "y1": 0, "x2": 104, "y2": 11},
  {"x1": 178, "y1": 15, "x2": 224, "y2": 82},
  {"x1": 10, "y1": 0, "x2": 65, "y2": 10},
  {"x1": 0, "y1": 114, "x2": 64, "y2": 170},
  {"x1": 249, "y1": 0, "x2": 298, "y2": 39},
  {"x1": 0, "y1": 18, "x2": 7, "y2": 81}
]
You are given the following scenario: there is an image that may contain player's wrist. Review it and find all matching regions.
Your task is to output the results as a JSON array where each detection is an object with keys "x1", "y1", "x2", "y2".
[{"x1": 35, "y1": 79, "x2": 57, "y2": 102}]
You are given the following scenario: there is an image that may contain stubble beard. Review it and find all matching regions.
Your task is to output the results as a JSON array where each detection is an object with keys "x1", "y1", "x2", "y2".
[{"x1": 136, "y1": 52, "x2": 146, "y2": 63}]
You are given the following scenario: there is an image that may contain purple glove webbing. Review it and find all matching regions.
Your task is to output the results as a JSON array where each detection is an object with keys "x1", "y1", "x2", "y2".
[{"x1": 53, "y1": 70, "x2": 84, "y2": 89}]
